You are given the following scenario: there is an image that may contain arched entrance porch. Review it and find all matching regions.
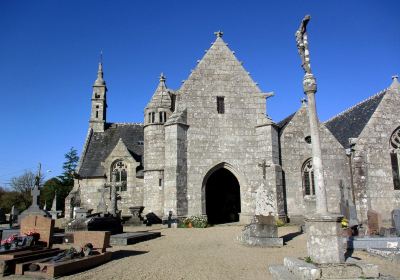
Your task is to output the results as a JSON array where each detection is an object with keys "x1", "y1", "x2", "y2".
[{"x1": 203, "y1": 165, "x2": 241, "y2": 224}]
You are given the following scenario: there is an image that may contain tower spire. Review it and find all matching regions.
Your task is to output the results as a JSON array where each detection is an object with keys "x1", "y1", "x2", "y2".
[
  {"x1": 90, "y1": 52, "x2": 107, "y2": 132},
  {"x1": 94, "y1": 51, "x2": 105, "y2": 86}
]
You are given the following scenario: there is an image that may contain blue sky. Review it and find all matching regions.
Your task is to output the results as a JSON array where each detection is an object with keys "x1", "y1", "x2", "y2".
[{"x1": 0, "y1": 1, "x2": 399, "y2": 186}]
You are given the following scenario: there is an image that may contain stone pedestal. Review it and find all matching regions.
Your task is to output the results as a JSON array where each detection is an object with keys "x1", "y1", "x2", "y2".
[
  {"x1": 305, "y1": 214, "x2": 345, "y2": 264},
  {"x1": 239, "y1": 215, "x2": 283, "y2": 247}
]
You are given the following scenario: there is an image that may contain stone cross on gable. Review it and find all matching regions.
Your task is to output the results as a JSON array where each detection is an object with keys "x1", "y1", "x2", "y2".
[
  {"x1": 258, "y1": 160, "x2": 270, "y2": 180},
  {"x1": 214, "y1": 30, "x2": 223, "y2": 38}
]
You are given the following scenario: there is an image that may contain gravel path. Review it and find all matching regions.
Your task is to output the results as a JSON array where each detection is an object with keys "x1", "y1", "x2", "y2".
[{"x1": 3, "y1": 225, "x2": 400, "y2": 279}]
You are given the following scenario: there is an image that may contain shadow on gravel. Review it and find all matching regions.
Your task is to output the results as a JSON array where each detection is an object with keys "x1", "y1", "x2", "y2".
[
  {"x1": 111, "y1": 250, "x2": 149, "y2": 261},
  {"x1": 282, "y1": 231, "x2": 303, "y2": 244}
]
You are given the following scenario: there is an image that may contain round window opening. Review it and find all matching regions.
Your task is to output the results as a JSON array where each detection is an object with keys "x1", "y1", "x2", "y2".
[{"x1": 305, "y1": 136, "x2": 312, "y2": 144}]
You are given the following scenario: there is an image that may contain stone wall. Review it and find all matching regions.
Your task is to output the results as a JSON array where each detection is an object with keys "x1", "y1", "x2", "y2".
[
  {"x1": 352, "y1": 88, "x2": 400, "y2": 222},
  {"x1": 74, "y1": 176, "x2": 144, "y2": 217},
  {"x1": 280, "y1": 104, "x2": 351, "y2": 220},
  {"x1": 174, "y1": 37, "x2": 276, "y2": 224}
]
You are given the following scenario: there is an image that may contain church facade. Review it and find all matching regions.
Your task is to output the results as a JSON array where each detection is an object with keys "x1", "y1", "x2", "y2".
[{"x1": 66, "y1": 33, "x2": 400, "y2": 225}]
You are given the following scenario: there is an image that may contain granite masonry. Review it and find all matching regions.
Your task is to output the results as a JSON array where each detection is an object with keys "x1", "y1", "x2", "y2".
[{"x1": 65, "y1": 32, "x2": 400, "y2": 225}]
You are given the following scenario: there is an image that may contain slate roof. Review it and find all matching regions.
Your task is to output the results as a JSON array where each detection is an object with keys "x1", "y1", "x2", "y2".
[
  {"x1": 324, "y1": 90, "x2": 387, "y2": 148},
  {"x1": 78, "y1": 123, "x2": 144, "y2": 178}
]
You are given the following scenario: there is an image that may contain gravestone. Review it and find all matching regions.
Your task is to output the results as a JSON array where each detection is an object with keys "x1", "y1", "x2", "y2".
[
  {"x1": 20, "y1": 215, "x2": 55, "y2": 248},
  {"x1": 96, "y1": 186, "x2": 108, "y2": 214},
  {"x1": 9, "y1": 206, "x2": 19, "y2": 226},
  {"x1": 73, "y1": 207, "x2": 90, "y2": 219},
  {"x1": 367, "y1": 210, "x2": 382, "y2": 236},
  {"x1": 255, "y1": 185, "x2": 274, "y2": 216},
  {"x1": 49, "y1": 194, "x2": 62, "y2": 220},
  {"x1": 125, "y1": 206, "x2": 144, "y2": 226},
  {"x1": 18, "y1": 173, "x2": 50, "y2": 223},
  {"x1": 238, "y1": 214, "x2": 283, "y2": 247},
  {"x1": 391, "y1": 209, "x2": 400, "y2": 235}
]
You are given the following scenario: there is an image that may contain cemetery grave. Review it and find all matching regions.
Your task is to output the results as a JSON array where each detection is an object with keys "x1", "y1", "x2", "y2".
[{"x1": 16, "y1": 231, "x2": 112, "y2": 278}]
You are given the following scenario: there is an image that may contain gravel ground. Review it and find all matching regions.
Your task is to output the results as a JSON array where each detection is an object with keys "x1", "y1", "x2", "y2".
[{"x1": 3, "y1": 225, "x2": 400, "y2": 280}]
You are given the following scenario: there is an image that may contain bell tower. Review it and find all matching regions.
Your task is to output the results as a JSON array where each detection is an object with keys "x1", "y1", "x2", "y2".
[{"x1": 89, "y1": 61, "x2": 107, "y2": 132}]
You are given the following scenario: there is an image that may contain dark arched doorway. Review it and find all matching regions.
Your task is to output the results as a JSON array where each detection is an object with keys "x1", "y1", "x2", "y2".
[{"x1": 205, "y1": 168, "x2": 241, "y2": 224}]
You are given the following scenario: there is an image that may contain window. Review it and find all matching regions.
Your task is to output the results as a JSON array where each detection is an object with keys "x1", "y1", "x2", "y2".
[
  {"x1": 148, "y1": 113, "x2": 151, "y2": 123},
  {"x1": 217, "y1": 96, "x2": 225, "y2": 114},
  {"x1": 151, "y1": 112, "x2": 155, "y2": 123},
  {"x1": 159, "y1": 111, "x2": 167, "y2": 123},
  {"x1": 111, "y1": 160, "x2": 128, "y2": 191},
  {"x1": 95, "y1": 111, "x2": 99, "y2": 118},
  {"x1": 171, "y1": 94, "x2": 176, "y2": 112},
  {"x1": 390, "y1": 128, "x2": 400, "y2": 190},
  {"x1": 159, "y1": 178, "x2": 162, "y2": 186},
  {"x1": 302, "y1": 158, "x2": 315, "y2": 196}
]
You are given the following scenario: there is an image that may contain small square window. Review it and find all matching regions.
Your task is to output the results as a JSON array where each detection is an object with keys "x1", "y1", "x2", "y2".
[{"x1": 217, "y1": 96, "x2": 225, "y2": 114}]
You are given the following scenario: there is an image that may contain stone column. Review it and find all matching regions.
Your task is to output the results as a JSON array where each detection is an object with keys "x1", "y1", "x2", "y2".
[
  {"x1": 303, "y1": 73, "x2": 328, "y2": 215},
  {"x1": 303, "y1": 74, "x2": 345, "y2": 264}
]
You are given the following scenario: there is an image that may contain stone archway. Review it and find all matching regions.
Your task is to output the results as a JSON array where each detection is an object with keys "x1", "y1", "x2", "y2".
[{"x1": 204, "y1": 167, "x2": 241, "y2": 224}]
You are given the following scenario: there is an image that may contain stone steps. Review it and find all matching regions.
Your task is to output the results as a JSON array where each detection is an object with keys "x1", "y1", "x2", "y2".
[
  {"x1": 268, "y1": 265, "x2": 298, "y2": 280},
  {"x1": 268, "y1": 257, "x2": 383, "y2": 279}
]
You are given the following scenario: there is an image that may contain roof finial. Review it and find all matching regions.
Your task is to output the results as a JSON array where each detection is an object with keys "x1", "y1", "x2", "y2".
[
  {"x1": 214, "y1": 30, "x2": 224, "y2": 38},
  {"x1": 390, "y1": 74, "x2": 400, "y2": 90},
  {"x1": 94, "y1": 51, "x2": 105, "y2": 86},
  {"x1": 159, "y1": 72, "x2": 166, "y2": 83}
]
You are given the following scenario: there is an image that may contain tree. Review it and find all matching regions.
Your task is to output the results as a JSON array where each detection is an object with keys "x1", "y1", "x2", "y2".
[
  {"x1": 59, "y1": 147, "x2": 79, "y2": 186},
  {"x1": 9, "y1": 170, "x2": 43, "y2": 210},
  {"x1": 40, "y1": 177, "x2": 66, "y2": 212}
]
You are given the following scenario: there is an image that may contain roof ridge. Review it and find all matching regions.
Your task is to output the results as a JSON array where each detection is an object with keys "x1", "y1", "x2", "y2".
[
  {"x1": 324, "y1": 88, "x2": 388, "y2": 124},
  {"x1": 108, "y1": 122, "x2": 144, "y2": 126}
]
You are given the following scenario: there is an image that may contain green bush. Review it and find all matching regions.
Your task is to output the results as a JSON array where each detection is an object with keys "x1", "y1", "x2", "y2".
[
  {"x1": 182, "y1": 215, "x2": 208, "y2": 228},
  {"x1": 275, "y1": 218, "x2": 286, "y2": 227}
]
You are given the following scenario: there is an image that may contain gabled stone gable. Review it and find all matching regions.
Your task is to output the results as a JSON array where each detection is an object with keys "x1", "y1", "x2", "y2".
[
  {"x1": 279, "y1": 104, "x2": 350, "y2": 219},
  {"x1": 349, "y1": 84, "x2": 400, "y2": 222}
]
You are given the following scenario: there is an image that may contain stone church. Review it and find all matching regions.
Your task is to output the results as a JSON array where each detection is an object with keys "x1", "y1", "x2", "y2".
[{"x1": 66, "y1": 33, "x2": 400, "y2": 225}]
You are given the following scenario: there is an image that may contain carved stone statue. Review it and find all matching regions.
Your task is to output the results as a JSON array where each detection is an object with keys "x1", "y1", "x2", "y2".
[{"x1": 295, "y1": 15, "x2": 312, "y2": 74}]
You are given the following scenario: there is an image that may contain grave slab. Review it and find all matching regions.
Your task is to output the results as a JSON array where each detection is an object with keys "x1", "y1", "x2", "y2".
[
  {"x1": 347, "y1": 236, "x2": 400, "y2": 250},
  {"x1": 110, "y1": 231, "x2": 161, "y2": 246}
]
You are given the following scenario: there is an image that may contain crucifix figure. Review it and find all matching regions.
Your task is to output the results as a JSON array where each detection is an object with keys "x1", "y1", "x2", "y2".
[
  {"x1": 295, "y1": 15, "x2": 312, "y2": 74},
  {"x1": 258, "y1": 160, "x2": 270, "y2": 180},
  {"x1": 104, "y1": 170, "x2": 123, "y2": 216}
]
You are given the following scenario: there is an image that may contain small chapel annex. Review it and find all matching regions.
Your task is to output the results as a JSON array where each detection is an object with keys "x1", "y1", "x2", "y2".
[{"x1": 66, "y1": 32, "x2": 400, "y2": 225}]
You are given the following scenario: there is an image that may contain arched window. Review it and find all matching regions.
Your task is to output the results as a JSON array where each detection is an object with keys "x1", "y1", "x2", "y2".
[
  {"x1": 390, "y1": 128, "x2": 400, "y2": 190},
  {"x1": 111, "y1": 160, "x2": 128, "y2": 191},
  {"x1": 302, "y1": 158, "x2": 315, "y2": 196}
]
